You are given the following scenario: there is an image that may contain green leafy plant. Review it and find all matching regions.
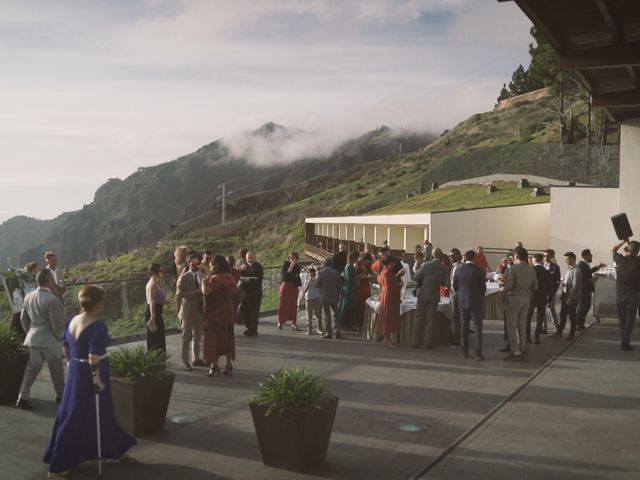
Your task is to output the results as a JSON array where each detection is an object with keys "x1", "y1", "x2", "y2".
[
  {"x1": 0, "y1": 322, "x2": 23, "y2": 358},
  {"x1": 252, "y1": 368, "x2": 335, "y2": 416},
  {"x1": 109, "y1": 345, "x2": 172, "y2": 382}
]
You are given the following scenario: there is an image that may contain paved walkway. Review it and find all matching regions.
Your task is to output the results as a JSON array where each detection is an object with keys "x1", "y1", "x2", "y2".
[{"x1": 0, "y1": 315, "x2": 637, "y2": 480}]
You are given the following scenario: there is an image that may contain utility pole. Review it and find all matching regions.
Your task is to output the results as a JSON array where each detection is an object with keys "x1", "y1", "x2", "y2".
[{"x1": 218, "y1": 182, "x2": 227, "y2": 225}]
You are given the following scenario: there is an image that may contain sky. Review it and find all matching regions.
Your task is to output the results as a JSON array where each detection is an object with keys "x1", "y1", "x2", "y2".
[{"x1": 0, "y1": 0, "x2": 532, "y2": 221}]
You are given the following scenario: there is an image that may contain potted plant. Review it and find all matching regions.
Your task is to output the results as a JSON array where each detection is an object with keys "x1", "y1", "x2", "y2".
[
  {"x1": 109, "y1": 345, "x2": 174, "y2": 436},
  {"x1": 0, "y1": 321, "x2": 29, "y2": 404},
  {"x1": 250, "y1": 367, "x2": 338, "y2": 472}
]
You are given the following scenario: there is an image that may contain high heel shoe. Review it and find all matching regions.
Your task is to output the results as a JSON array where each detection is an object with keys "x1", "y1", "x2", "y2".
[
  {"x1": 208, "y1": 365, "x2": 220, "y2": 377},
  {"x1": 223, "y1": 364, "x2": 233, "y2": 376}
]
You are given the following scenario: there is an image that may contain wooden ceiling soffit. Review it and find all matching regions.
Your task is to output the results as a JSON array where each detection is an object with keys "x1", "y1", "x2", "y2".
[{"x1": 559, "y1": 41, "x2": 640, "y2": 69}]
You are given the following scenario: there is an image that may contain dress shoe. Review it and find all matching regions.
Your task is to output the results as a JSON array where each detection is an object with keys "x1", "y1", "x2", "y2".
[
  {"x1": 577, "y1": 324, "x2": 586, "y2": 331},
  {"x1": 621, "y1": 344, "x2": 634, "y2": 351},
  {"x1": 315, "y1": 328, "x2": 324, "y2": 335},
  {"x1": 498, "y1": 345, "x2": 511, "y2": 352},
  {"x1": 16, "y1": 398, "x2": 33, "y2": 410},
  {"x1": 564, "y1": 333, "x2": 575, "y2": 341},
  {"x1": 246, "y1": 331, "x2": 258, "y2": 337},
  {"x1": 243, "y1": 329, "x2": 249, "y2": 336},
  {"x1": 411, "y1": 344, "x2": 420, "y2": 349},
  {"x1": 277, "y1": 324, "x2": 283, "y2": 330},
  {"x1": 550, "y1": 332, "x2": 563, "y2": 338},
  {"x1": 192, "y1": 359, "x2": 206, "y2": 367},
  {"x1": 321, "y1": 334, "x2": 333, "y2": 339},
  {"x1": 503, "y1": 353, "x2": 524, "y2": 361},
  {"x1": 291, "y1": 324, "x2": 301, "y2": 331},
  {"x1": 474, "y1": 354, "x2": 484, "y2": 361},
  {"x1": 183, "y1": 363, "x2": 193, "y2": 371}
]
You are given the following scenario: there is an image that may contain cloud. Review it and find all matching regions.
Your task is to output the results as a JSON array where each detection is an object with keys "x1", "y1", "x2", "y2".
[{"x1": 0, "y1": 0, "x2": 533, "y2": 220}]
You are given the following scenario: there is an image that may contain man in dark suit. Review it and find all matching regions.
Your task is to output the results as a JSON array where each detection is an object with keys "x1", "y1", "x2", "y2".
[
  {"x1": 239, "y1": 251, "x2": 264, "y2": 337},
  {"x1": 576, "y1": 249, "x2": 605, "y2": 331},
  {"x1": 543, "y1": 249, "x2": 561, "y2": 331},
  {"x1": 316, "y1": 257, "x2": 342, "y2": 339},
  {"x1": 413, "y1": 248, "x2": 449, "y2": 349},
  {"x1": 526, "y1": 253, "x2": 551, "y2": 344},
  {"x1": 453, "y1": 250, "x2": 486, "y2": 360},
  {"x1": 332, "y1": 242, "x2": 347, "y2": 275}
]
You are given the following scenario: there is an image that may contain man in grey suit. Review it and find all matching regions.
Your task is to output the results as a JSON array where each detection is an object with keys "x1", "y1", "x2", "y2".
[
  {"x1": 17, "y1": 269, "x2": 65, "y2": 410},
  {"x1": 177, "y1": 254, "x2": 205, "y2": 370},
  {"x1": 316, "y1": 257, "x2": 342, "y2": 339},
  {"x1": 413, "y1": 248, "x2": 449, "y2": 349},
  {"x1": 553, "y1": 251, "x2": 582, "y2": 341}
]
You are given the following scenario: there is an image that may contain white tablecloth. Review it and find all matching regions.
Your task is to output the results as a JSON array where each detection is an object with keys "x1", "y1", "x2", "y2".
[{"x1": 366, "y1": 282, "x2": 502, "y2": 320}]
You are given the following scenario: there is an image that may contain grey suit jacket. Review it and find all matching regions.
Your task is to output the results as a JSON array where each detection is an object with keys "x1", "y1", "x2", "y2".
[
  {"x1": 21, "y1": 287, "x2": 65, "y2": 350},
  {"x1": 177, "y1": 270, "x2": 204, "y2": 322},
  {"x1": 46, "y1": 267, "x2": 65, "y2": 298},
  {"x1": 414, "y1": 259, "x2": 449, "y2": 303},
  {"x1": 316, "y1": 266, "x2": 341, "y2": 304},
  {"x1": 563, "y1": 266, "x2": 582, "y2": 305}
]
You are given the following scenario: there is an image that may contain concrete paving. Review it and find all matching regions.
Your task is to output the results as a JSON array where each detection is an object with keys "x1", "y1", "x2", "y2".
[{"x1": 0, "y1": 314, "x2": 637, "y2": 480}]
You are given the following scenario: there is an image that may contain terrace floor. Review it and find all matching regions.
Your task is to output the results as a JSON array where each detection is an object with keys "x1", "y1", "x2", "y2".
[{"x1": 1, "y1": 314, "x2": 638, "y2": 480}]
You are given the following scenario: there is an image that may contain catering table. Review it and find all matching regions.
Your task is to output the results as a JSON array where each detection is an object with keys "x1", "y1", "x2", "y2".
[{"x1": 363, "y1": 282, "x2": 504, "y2": 345}]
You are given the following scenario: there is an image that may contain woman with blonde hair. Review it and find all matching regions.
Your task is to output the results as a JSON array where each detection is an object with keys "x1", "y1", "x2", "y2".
[{"x1": 44, "y1": 286, "x2": 136, "y2": 477}]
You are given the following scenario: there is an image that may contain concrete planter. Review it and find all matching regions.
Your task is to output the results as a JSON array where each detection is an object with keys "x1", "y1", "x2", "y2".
[
  {"x1": 111, "y1": 372, "x2": 175, "y2": 437},
  {"x1": 250, "y1": 397, "x2": 338, "y2": 472},
  {"x1": 0, "y1": 348, "x2": 29, "y2": 404}
]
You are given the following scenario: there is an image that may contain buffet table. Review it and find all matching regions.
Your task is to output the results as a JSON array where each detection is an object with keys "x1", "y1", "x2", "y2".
[{"x1": 363, "y1": 282, "x2": 504, "y2": 345}]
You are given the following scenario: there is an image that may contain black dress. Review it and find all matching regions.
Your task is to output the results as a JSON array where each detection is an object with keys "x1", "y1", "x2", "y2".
[{"x1": 146, "y1": 287, "x2": 166, "y2": 352}]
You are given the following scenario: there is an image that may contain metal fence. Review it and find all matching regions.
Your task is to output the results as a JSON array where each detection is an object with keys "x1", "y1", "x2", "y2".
[
  {"x1": 420, "y1": 143, "x2": 620, "y2": 192},
  {"x1": 0, "y1": 266, "x2": 286, "y2": 338}
]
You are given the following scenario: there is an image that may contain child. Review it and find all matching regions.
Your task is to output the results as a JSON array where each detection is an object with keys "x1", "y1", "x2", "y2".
[{"x1": 303, "y1": 268, "x2": 323, "y2": 335}]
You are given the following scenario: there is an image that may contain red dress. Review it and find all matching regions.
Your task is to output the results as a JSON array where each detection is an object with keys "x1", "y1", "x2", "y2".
[
  {"x1": 203, "y1": 273, "x2": 239, "y2": 363},
  {"x1": 377, "y1": 266, "x2": 401, "y2": 336},
  {"x1": 474, "y1": 253, "x2": 489, "y2": 277},
  {"x1": 356, "y1": 263, "x2": 372, "y2": 328}
]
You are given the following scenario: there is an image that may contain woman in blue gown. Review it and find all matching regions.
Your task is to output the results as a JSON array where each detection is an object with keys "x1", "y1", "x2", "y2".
[{"x1": 44, "y1": 285, "x2": 136, "y2": 477}]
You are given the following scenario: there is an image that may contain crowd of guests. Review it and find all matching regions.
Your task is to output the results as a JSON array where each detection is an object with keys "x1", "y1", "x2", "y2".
[{"x1": 7, "y1": 236, "x2": 639, "y2": 477}]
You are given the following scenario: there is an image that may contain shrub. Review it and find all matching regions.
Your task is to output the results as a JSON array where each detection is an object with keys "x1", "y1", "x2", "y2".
[
  {"x1": 252, "y1": 368, "x2": 335, "y2": 416},
  {"x1": 110, "y1": 345, "x2": 172, "y2": 382},
  {"x1": 0, "y1": 322, "x2": 23, "y2": 359}
]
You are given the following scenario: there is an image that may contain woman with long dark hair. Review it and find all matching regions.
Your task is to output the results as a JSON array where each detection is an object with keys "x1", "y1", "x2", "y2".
[
  {"x1": 277, "y1": 251, "x2": 302, "y2": 331},
  {"x1": 377, "y1": 255, "x2": 403, "y2": 347},
  {"x1": 145, "y1": 263, "x2": 166, "y2": 352},
  {"x1": 203, "y1": 255, "x2": 239, "y2": 377}
]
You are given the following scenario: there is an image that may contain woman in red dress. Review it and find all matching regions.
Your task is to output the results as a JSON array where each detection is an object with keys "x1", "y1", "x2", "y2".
[
  {"x1": 377, "y1": 255, "x2": 403, "y2": 347},
  {"x1": 277, "y1": 251, "x2": 302, "y2": 330},
  {"x1": 356, "y1": 254, "x2": 372, "y2": 328},
  {"x1": 203, "y1": 255, "x2": 239, "y2": 377}
]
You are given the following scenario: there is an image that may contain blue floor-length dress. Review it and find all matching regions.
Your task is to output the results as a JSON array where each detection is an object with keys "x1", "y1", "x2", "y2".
[{"x1": 44, "y1": 321, "x2": 136, "y2": 473}]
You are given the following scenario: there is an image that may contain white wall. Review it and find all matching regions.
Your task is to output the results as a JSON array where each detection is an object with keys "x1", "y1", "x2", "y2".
[
  {"x1": 431, "y1": 203, "x2": 550, "y2": 267},
  {"x1": 619, "y1": 118, "x2": 640, "y2": 235},
  {"x1": 549, "y1": 187, "x2": 620, "y2": 267}
]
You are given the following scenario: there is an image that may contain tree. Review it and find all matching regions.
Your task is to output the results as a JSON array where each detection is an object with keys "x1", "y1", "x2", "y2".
[
  {"x1": 496, "y1": 83, "x2": 511, "y2": 104},
  {"x1": 508, "y1": 65, "x2": 529, "y2": 96}
]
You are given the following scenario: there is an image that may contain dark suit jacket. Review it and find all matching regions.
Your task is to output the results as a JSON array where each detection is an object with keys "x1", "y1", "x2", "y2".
[
  {"x1": 241, "y1": 262, "x2": 264, "y2": 299},
  {"x1": 453, "y1": 262, "x2": 486, "y2": 311},
  {"x1": 546, "y1": 262, "x2": 561, "y2": 295},
  {"x1": 577, "y1": 260, "x2": 597, "y2": 295},
  {"x1": 332, "y1": 251, "x2": 347, "y2": 275},
  {"x1": 532, "y1": 264, "x2": 551, "y2": 304}
]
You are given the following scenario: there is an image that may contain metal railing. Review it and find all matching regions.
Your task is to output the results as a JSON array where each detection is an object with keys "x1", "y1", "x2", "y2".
[{"x1": 0, "y1": 266, "x2": 286, "y2": 337}]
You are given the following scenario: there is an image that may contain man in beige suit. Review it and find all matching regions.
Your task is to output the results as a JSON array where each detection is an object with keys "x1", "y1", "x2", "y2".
[{"x1": 177, "y1": 254, "x2": 205, "y2": 370}]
